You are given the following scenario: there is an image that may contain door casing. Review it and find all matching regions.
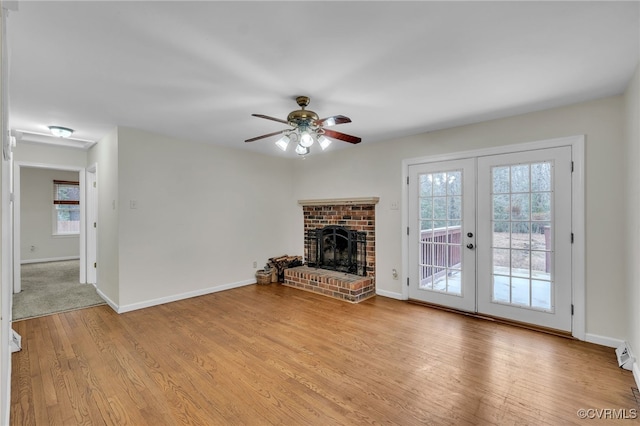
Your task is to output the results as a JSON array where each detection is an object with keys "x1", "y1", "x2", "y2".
[
  {"x1": 86, "y1": 164, "x2": 97, "y2": 284},
  {"x1": 13, "y1": 161, "x2": 87, "y2": 293},
  {"x1": 401, "y1": 135, "x2": 585, "y2": 340}
]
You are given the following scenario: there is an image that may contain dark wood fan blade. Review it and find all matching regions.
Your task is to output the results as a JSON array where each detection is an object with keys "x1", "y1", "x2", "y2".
[
  {"x1": 245, "y1": 129, "x2": 287, "y2": 142},
  {"x1": 315, "y1": 115, "x2": 352, "y2": 127},
  {"x1": 252, "y1": 114, "x2": 289, "y2": 125},
  {"x1": 322, "y1": 128, "x2": 361, "y2": 144}
]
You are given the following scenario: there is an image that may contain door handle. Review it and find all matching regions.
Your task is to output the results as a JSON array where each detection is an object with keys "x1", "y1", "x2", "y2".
[{"x1": 466, "y1": 243, "x2": 475, "y2": 249}]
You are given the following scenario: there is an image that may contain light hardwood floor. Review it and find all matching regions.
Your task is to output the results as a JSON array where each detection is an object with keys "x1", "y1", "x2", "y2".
[{"x1": 11, "y1": 284, "x2": 639, "y2": 425}]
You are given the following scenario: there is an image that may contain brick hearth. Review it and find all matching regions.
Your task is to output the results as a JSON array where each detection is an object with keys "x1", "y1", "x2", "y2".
[
  {"x1": 284, "y1": 197, "x2": 378, "y2": 303},
  {"x1": 284, "y1": 266, "x2": 375, "y2": 303}
]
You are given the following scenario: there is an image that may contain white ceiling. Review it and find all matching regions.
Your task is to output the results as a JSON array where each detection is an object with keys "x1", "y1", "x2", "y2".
[{"x1": 6, "y1": 1, "x2": 640, "y2": 157}]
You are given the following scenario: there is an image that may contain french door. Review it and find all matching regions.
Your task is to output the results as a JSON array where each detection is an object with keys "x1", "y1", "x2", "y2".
[
  {"x1": 408, "y1": 146, "x2": 573, "y2": 332},
  {"x1": 408, "y1": 159, "x2": 476, "y2": 312}
]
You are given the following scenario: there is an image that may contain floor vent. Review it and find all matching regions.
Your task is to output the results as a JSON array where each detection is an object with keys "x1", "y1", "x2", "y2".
[
  {"x1": 632, "y1": 387, "x2": 639, "y2": 409},
  {"x1": 616, "y1": 342, "x2": 635, "y2": 371},
  {"x1": 10, "y1": 329, "x2": 21, "y2": 353}
]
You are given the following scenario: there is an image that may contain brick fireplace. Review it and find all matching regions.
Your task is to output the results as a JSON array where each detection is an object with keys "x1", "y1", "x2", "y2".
[{"x1": 284, "y1": 197, "x2": 378, "y2": 303}]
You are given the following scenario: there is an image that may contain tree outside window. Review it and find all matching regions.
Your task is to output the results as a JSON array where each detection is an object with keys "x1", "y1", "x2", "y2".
[{"x1": 53, "y1": 180, "x2": 80, "y2": 234}]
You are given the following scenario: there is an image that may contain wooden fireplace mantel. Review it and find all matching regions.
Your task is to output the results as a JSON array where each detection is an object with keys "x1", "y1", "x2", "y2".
[{"x1": 297, "y1": 197, "x2": 380, "y2": 207}]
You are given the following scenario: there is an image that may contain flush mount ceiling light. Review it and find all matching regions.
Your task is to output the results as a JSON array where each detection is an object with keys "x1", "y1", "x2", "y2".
[
  {"x1": 245, "y1": 96, "x2": 361, "y2": 156},
  {"x1": 48, "y1": 126, "x2": 74, "y2": 138}
]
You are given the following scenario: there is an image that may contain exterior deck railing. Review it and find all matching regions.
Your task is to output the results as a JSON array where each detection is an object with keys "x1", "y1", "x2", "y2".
[
  {"x1": 420, "y1": 226, "x2": 461, "y2": 281},
  {"x1": 419, "y1": 226, "x2": 552, "y2": 281}
]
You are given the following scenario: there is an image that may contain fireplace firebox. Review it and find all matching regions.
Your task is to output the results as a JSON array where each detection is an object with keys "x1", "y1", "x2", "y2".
[{"x1": 306, "y1": 225, "x2": 367, "y2": 276}]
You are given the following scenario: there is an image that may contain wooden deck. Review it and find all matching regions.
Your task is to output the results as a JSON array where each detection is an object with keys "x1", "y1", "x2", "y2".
[{"x1": 11, "y1": 284, "x2": 639, "y2": 425}]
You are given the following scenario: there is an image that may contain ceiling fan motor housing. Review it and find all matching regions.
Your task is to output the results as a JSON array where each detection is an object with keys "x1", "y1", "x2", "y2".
[
  {"x1": 287, "y1": 109, "x2": 319, "y2": 128},
  {"x1": 288, "y1": 96, "x2": 319, "y2": 128}
]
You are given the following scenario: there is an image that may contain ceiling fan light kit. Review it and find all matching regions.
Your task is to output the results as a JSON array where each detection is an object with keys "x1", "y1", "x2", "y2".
[{"x1": 245, "y1": 96, "x2": 361, "y2": 156}]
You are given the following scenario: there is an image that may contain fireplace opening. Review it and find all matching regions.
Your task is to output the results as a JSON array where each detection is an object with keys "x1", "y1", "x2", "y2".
[{"x1": 306, "y1": 225, "x2": 367, "y2": 276}]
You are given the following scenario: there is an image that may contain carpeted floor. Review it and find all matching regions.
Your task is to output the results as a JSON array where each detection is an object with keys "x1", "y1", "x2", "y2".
[{"x1": 13, "y1": 260, "x2": 106, "y2": 321}]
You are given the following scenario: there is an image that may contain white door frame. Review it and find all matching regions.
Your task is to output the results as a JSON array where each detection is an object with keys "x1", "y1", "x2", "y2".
[
  {"x1": 13, "y1": 161, "x2": 87, "y2": 293},
  {"x1": 86, "y1": 164, "x2": 97, "y2": 285},
  {"x1": 402, "y1": 135, "x2": 585, "y2": 340}
]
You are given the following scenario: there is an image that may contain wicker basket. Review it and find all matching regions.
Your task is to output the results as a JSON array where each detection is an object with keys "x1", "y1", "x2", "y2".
[{"x1": 255, "y1": 270, "x2": 272, "y2": 285}]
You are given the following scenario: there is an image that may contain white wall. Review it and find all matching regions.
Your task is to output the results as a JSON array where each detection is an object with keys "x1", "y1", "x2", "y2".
[
  {"x1": 87, "y1": 128, "x2": 119, "y2": 306},
  {"x1": 95, "y1": 127, "x2": 298, "y2": 310},
  {"x1": 624, "y1": 63, "x2": 640, "y2": 383},
  {"x1": 13, "y1": 141, "x2": 88, "y2": 167},
  {"x1": 292, "y1": 95, "x2": 627, "y2": 342},
  {"x1": 20, "y1": 167, "x2": 79, "y2": 262}
]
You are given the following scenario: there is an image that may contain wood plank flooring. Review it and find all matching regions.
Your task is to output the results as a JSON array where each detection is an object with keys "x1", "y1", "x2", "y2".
[{"x1": 11, "y1": 284, "x2": 639, "y2": 425}]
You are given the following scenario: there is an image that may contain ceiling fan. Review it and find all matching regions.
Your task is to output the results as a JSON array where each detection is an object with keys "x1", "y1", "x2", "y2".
[{"x1": 245, "y1": 96, "x2": 361, "y2": 155}]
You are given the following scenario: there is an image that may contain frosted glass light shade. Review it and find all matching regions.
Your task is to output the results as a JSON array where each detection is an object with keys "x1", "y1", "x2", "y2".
[
  {"x1": 318, "y1": 136, "x2": 332, "y2": 150},
  {"x1": 295, "y1": 144, "x2": 309, "y2": 155},
  {"x1": 48, "y1": 126, "x2": 74, "y2": 138},
  {"x1": 299, "y1": 131, "x2": 314, "y2": 148},
  {"x1": 275, "y1": 135, "x2": 290, "y2": 151}
]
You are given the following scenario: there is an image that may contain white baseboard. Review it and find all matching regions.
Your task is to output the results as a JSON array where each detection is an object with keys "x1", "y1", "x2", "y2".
[
  {"x1": 376, "y1": 289, "x2": 404, "y2": 300},
  {"x1": 116, "y1": 279, "x2": 255, "y2": 314},
  {"x1": 21, "y1": 256, "x2": 79, "y2": 264},
  {"x1": 626, "y1": 342, "x2": 640, "y2": 389},
  {"x1": 585, "y1": 333, "x2": 625, "y2": 348},
  {"x1": 96, "y1": 288, "x2": 119, "y2": 313}
]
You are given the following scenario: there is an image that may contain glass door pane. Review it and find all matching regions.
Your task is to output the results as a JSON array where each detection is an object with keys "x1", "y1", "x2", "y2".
[
  {"x1": 418, "y1": 171, "x2": 463, "y2": 295},
  {"x1": 477, "y1": 146, "x2": 572, "y2": 332},
  {"x1": 490, "y1": 162, "x2": 553, "y2": 311},
  {"x1": 408, "y1": 158, "x2": 476, "y2": 313}
]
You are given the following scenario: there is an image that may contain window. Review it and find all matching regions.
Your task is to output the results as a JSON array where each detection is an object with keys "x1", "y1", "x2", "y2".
[{"x1": 53, "y1": 180, "x2": 80, "y2": 235}]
